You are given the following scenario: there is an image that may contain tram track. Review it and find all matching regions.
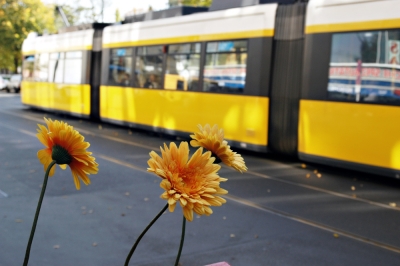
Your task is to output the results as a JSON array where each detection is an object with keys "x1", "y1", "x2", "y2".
[
  {"x1": 1, "y1": 109, "x2": 399, "y2": 212},
  {"x1": 2, "y1": 108, "x2": 400, "y2": 254},
  {"x1": 97, "y1": 153, "x2": 400, "y2": 254}
]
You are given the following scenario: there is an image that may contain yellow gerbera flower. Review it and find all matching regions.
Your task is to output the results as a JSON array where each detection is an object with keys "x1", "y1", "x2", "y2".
[
  {"x1": 190, "y1": 124, "x2": 247, "y2": 173},
  {"x1": 36, "y1": 118, "x2": 98, "y2": 190},
  {"x1": 147, "y1": 142, "x2": 228, "y2": 222}
]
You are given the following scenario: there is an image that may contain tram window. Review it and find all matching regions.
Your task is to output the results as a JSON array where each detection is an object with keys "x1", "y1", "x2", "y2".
[
  {"x1": 34, "y1": 53, "x2": 49, "y2": 82},
  {"x1": 49, "y1": 53, "x2": 59, "y2": 82},
  {"x1": 328, "y1": 30, "x2": 400, "y2": 105},
  {"x1": 50, "y1": 52, "x2": 65, "y2": 83},
  {"x1": 64, "y1": 51, "x2": 83, "y2": 84},
  {"x1": 169, "y1": 43, "x2": 201, "y2": 54},
  {"x1": 22, "y1": 55, "x2": 35, "y2": 81},
  {"x1": 108, "y1": 48, "x2": 133, "y2": 86},
  {"x1": 135, "y1": 45, "x2": 163, "y2": 89},
  {"x1": 203, "y1": 40, "x2": 247, "y2": 94},
  {"x1": 165, "y1": 43, "x2": 201, "y2": 91}
]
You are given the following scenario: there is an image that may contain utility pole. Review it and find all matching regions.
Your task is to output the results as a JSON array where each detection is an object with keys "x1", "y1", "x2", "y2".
[{"x1": 55, "y1": 6, "x2": 71, "y2": 27}]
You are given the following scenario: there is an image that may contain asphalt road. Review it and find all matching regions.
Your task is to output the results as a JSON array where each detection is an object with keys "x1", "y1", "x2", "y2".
[{"x1": 1, "y1": 92, "x2": 400, "y2": 266}]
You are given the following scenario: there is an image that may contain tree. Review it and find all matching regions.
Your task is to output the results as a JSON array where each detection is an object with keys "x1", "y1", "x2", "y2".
[
  {"x1": 88, "y1": 0, "x2": 111, "y2": 22},
  {"x1": 54, "y1": 0, "x2": 112, "y2": 26},
  {"x1": 169, "y1": 0, "x2": 213, "y2": 7},
  {"x1": 55, "y1": 1, "x2": 103, "y2": 26},
  {"x1": 0, "y1": 0, "x2": 56, "y2": 72},
  {"x1": 115, "y1": 8, "x2": 121, "y2": 23}
]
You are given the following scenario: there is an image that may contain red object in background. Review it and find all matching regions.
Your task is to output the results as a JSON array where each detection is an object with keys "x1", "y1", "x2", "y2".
[
  {"x1": 356, "y1": 59, "x2": 362, "y2": 85},
  {"x1": 389, "y1": 57, "x2": 399, "y2": 64},
  {"x1": 205, "y1": 262, "x2": 231, "y2": 266},
  {"x1": 391, "y1": 42, "x2": 398, "y2": 54}
]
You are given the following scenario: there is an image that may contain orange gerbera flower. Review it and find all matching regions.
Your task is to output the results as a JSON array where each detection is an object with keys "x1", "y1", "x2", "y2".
[
  {"x1": 190, "y1": 124, "x2": 247, "y2": 173},
  {"x1": 147, "y1": 142, "x2": 227, "y2": 222},
  {"x1": 36, "y1": 118, "x2": 98, "y2": 190}
]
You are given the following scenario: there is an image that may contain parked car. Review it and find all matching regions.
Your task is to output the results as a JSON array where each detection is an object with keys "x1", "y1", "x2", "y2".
[
  {"x1": 6, "y1": 74, "x2": 22, "y2": 93},
  {"x1": 0, "y1": 75, "x2": 10, "y2": 92}
]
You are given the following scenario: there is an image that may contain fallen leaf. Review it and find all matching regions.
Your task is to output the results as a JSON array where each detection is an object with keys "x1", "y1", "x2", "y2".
[
  {"x1": 254, "y1": 235, "x2": 258, "y2": 239},
  {"x1": 223, "y1": 216, "x2": 226, "y2": 220},
  {"x1": 230, "y1": 234, "x2": 235, "y2": 238},
  {"x1": 121, "y1": 213, "x2": 126, "y2": 217},
  {"x1": 351, "y1": 186, "x2": 356, "y2": 191},
  {"x1": 125, "y1": 192, "x2": 130, "y2": 196},
  {"x1": 333, "y1": 233, "x2": 339, "y2": 238},
  {"x1": 53, "y1": 245, "x2": 60, "y2": 249},
  {"x1": 15, "y1": 219, "x2": 23, "y2": 223},
  {"x1": 317, "y1": 173, "x2": 322, "y2": 178},
  {"x1": 144, "y1": 198, "x2": 149, "y2": 201},
  {"x1": 92, "y1": 242, "x2": 98, "y2": 247},
  {"x1": 301, "y1": 164, "x2": 306, "y2": 169},
  {"x1": 306, "y1": 174, "x2": 311, "y2": 178},
  {"x1": 389, "y1": 202, "x2": 396, "y2": 207}
]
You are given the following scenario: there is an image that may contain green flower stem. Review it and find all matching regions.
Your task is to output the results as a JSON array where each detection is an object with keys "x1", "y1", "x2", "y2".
[
  {"x1": 174, "y1": 216, "x2": 186, "y2": 266},
  {"x1": 23, "y1": 160, "x2": 57, "y2": 266},
  {"x1": 124, "y1": 203, "x2": 168, "y2": 266}
]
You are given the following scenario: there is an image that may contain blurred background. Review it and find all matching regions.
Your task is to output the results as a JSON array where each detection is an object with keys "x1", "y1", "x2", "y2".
[{"x1": 0, "y1": 0, "x2": 211, "y2": 75}]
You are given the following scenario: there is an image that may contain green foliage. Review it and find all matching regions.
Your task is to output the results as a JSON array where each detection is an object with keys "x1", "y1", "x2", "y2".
[
  {"x1": 54, "y1": 2, "x2": 97, "y2": 27},
  {"x1": 0, "y1": 0, "x2": 55, "y2": 72},
  {"x1": 115, "y1": 9, "x2": 121, "y2": 22},
  {"x1": 169, "y1": 0, "x2": 213, "y2": 7},
  {"x1": 0, "y1": 0, "x2": 112, "y2": 72}
]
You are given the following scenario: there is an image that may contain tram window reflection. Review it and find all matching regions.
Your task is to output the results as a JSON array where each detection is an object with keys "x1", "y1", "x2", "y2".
[
  {"x1": 135, "y1": 46, "x2": 163, "y2": 89},
  {"x1": 108, "y1": 48, "x2": 133, "y2": 86},
  {"x1": 165, "y1": 43, "x2": 201, "y2": 91},
  {"x1": 203, "y1": 40, "x2": 247, "y2": 94},
  {"x1": 52, "y1": 52, "x2": 65, "y2": 84},
  {"x1": 64, "y1": 51, "x2": 83, "y2": 84},
  {"x1": 22, "y1": 55, "x2": 35, "y2": 81},
  {"x1": 34, "y1": 53, "x2": 49, "y2": 82},
  {"x1": 328, "y1": 30, "x2": 400, "y2": 105}
]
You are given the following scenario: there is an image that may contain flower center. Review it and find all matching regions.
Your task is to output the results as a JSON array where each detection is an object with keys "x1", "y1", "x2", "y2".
[{"x1": 52, "y1": 145, "x2": 72, "y2": 165}]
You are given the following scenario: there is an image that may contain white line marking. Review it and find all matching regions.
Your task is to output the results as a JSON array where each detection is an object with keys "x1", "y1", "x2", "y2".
[
  {"x1": 1, "y1": 109, "x2": 399, "y2": 212},
  {"x1": 0, "y1": 189, "x2": 8, "y2": 198}
]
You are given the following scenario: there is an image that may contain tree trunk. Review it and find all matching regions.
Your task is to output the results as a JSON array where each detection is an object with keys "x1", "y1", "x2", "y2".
[{"x1": 14, "y1": 55, "x2": 19, "y2": 74}]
